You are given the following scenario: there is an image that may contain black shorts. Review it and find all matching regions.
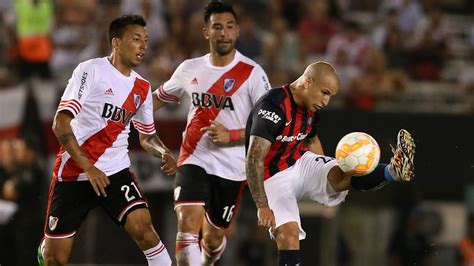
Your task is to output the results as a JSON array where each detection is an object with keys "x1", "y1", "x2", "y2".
[
  {"x1": 44, "y1": 168, "x2": 148, "y2": 238},
  {"x1": 174, "y1": 164, "x2": 244, "y2": 229}
]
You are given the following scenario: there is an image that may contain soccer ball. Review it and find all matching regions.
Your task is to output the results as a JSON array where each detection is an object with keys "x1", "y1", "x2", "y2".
[{"x1": 335, "y1": 132, "x2": 380, "y2": 176}]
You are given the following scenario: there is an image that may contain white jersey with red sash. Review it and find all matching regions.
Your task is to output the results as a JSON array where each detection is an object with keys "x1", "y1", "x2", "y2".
[
  {"x1": 155, "y1": 51, "x2": 271, "y2": 181},
  {"x1": 53, "y1": 57, "x2": 156, "y2": 182}
]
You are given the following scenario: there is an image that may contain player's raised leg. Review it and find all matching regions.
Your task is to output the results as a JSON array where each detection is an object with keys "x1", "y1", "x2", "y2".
[
  {"x1": 331, "y1": 129, "x2": 416, "y2": 192},
  {"x1": 387, "y1": 129, "x2": 416, "y2": 182}
]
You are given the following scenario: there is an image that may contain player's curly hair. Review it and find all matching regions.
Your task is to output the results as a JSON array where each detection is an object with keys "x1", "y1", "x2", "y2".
[
  {"x1": 108, "y1": 15, "x2": 147, "y2": 45},
  {"x1": 204, "y1": 1, "x2": 237, "y2": 24}
]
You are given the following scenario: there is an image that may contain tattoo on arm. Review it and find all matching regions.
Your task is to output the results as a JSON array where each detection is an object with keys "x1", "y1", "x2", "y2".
[
  {"x1": 246, "y1": 136, "x2": 271, "y2": 208},
  {"x1": 57, "y1": 132, "x2": 92, "y2": 170},
  {"x1": 53, "y1": 111, "x2": 93, "y2": 170},
  {"x1": 57, "y1": 133, "x2": 76, "y2": 146}
]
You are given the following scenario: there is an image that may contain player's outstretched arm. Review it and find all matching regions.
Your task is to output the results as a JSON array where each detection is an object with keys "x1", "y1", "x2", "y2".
[
  {"x1": 138, "y1": 133, "x2": 177, "y2": 175},
  {"x1": 52, "y1": 111, "x2": 110, "y2": 196},
  {"x1": 152, "y1": 90, "x2": 169, "y2": 111},
  {"x1": 246, "y1": 135, "x2": 275, "y2": 230}
]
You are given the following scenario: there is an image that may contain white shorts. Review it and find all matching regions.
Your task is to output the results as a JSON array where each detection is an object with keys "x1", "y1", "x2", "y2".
[{"x1": 265, "y1": 151, "x2": 349, "y2": 239}]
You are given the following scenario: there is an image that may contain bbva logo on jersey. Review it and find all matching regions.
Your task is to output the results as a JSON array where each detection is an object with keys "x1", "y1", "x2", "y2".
[
  {"x1": 191, "y1": 92, "x2": 234, "y2": 110},
  {"x1": 101, "y1": 103, "x2": 135, "y2": 125}
]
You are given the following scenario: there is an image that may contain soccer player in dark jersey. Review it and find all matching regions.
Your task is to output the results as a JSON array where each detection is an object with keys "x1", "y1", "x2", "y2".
[{"x1": 245, "y1": 61, "x2": 415, "y2": 266}]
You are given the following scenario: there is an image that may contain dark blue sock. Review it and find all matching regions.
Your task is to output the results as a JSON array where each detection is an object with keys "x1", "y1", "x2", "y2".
[
  {"x1": 384, "y1": 163, "x2": 396, "y2": 182},
  {"x1": 350, "y1": 164, "x2": 391, "y2": 191},
  {"x1": 278, "y1": 250, "x2": 300, "y2": 266}
]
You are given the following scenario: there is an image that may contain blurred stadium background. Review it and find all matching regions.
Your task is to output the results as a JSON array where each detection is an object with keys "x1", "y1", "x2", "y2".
[{"x1": 0, "y1": 0, "x2": 473, "y2": 265}]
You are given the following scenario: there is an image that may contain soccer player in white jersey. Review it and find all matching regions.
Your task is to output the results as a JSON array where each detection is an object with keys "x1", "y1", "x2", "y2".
[
  {"x1": 37, "y1": 15, "x2": 176, "y2": 266},
  {"x1": 152, "y1": 2, "x2": 271, "y2": 265}
]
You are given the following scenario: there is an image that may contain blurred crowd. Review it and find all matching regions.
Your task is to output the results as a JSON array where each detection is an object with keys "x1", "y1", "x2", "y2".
[
  {"x1": 0, "y1": 0, "x2": 472, "y2": 112},
  {"x1": 0, "y1": 137, "x2": 46, "y2": 265}
]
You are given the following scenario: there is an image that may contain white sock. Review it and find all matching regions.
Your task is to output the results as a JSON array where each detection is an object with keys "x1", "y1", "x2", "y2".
[
  {"x1": 201, "y1": 236, "x2": 227, "y2": 265},
  {"x1": 143, "y1": 241, "x2": 171, "y2": 266},
  {"x1": 175, "y1": 232, "x2": 201, "y2": 265}
]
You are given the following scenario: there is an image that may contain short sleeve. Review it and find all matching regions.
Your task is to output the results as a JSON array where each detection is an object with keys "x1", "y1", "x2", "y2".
[
  {"x1": 248, "y1": 64, "x2": 271, "y2": 105},
  {"x1": 307, "y1": 112, "x2": 321, "y2": 139},
  {"x1": 57, "y1": 61, "x2": 95, "y2": 117},
  {"x1": 154, "y1": 62, "x2": 186, "y2": 103},
  {"x1": 249, "y1": 99, "x2": 285, "y2": 142},
  {"x1": 132, "y1": 86, "x2": 156, "y2": 135}
]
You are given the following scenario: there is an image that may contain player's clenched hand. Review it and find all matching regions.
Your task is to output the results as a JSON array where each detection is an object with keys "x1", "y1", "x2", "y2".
[
  {"x1": 161, "y1": 151, "x2": 177, "y2": 176},
  {"x1": 84, "y1": 165, "x2": 110, "y2": 197},
  {"x1": 257, "y1": 207, "x2": 276, "y2": 231},
  {"x1": 200, "y1": 120, "x2": 230, "y2": 145}
]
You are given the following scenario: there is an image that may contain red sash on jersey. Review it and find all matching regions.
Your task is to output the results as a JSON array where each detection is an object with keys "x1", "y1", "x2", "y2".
[
  {"x1": 53, "y1": 78, "x2": 149, "y2": 181},
  {"x1": 177, "y1": 61, "x2": 254, "y2": 166}
]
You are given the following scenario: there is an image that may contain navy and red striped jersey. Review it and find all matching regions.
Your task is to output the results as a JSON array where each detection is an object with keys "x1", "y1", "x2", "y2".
[{"x1": 245, "y1": 85, "x2": 320, "y2": 180}]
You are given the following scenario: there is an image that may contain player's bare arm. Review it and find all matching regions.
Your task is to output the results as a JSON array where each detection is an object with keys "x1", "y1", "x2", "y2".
[
  {"x1": 200, "y1": 120, "x2": 245, "y2": 146},
  {"x1": 52, "y1": 111, "x2": 110, "y2": 197},
  {"x1": 152, "y1": 90, "x2": 168, "y2": 111},
  {"x1": 246, "y1": 135, "x2": 275, "y2": 229},
  {"x1": 246, "y1": 135, "x2": 271, "y2": 207},
  {"x1": 306, "y1": 135, "x2": 325, "y2": 155},
  {"x1": 139, "y1": 133, "x2": 177, "y2": 175}
]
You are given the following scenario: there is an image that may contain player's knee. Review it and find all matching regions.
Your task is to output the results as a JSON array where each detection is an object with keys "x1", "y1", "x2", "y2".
[
  {"x1": 129, "y1": 222, "x2": 147, "y2": 240},
  {"x1": 275, "y1": 233, "x2": 299, "y2": 249},
  {"x1": 275, "y1": 224, "x2": 300, "y2": 250},
  {"x1": 127, "y1": 220, "x2": 158, "y2": 242},
  {"x1": 202, "y1": 231, "x2": 225, "y2": 250},
  {"x1": 176, "y1": 212, "x2": 202, "y2": 232},
  {"x1": 44, "y1": 250, "x2": 68, "y2": 266},
  {"x1": 327, "y1": 166, "x2": 351, "y2": 192}
]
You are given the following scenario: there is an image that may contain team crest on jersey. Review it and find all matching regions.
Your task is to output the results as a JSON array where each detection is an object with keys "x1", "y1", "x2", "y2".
[
  {"x1": 49, "y1": 215, "x2": 59, "y2": 231},
  {"x1": 134, "y1": 94, "x2": 141, "y2": 109},
  {"x1": 223, "y1": 78, "x2": 236, "y2": 92},
  {"x1": 174, "y1": 186, "x2": 181, "y2": 201}
]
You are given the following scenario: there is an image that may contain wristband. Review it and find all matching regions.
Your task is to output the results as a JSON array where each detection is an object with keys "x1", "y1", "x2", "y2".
[{"x1": 229, "y1": 129, "x2": 241, "y2": 141}]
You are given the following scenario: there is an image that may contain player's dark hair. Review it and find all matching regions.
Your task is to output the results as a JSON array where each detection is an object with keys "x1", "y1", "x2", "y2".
[
  {"x1": 204, "y1": 1, "x2": 237, "y2": 24},
  {"x1": 108, "y1": 15, "x2": 147, "y2": 45}
]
